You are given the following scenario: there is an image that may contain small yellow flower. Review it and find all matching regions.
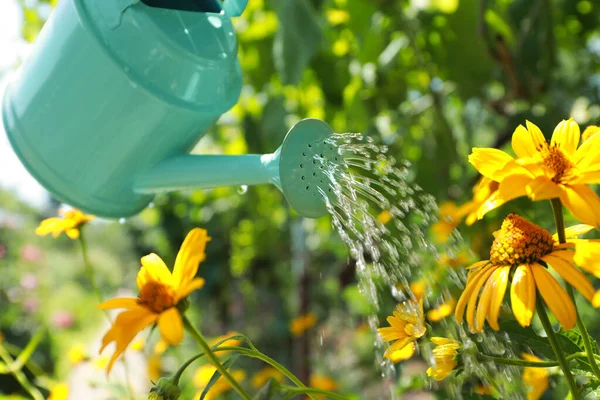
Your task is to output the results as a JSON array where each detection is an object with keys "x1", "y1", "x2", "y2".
[
  {"x1": 154, "y1": 339, "x2": 169, "y2": 355},
  {"x1": 252, "y1": 367, "x2": 285, "y2": 389},
  {"x1": 426, "y1": 337, "x2": 460, "y2": 381},
  {"x1": 408, "y1": 280, "x2": 427, "y2": 300},
  {"x1": 98, "y1": 228, "x2": 210, "y2": 373},
  {"x1": 469, "y1": 119, "x2": 600, "y2": 226},
  {"x1": 48, "y1": 383, "x2": 69, "y2": 400},
  {"x1": 431, "y1": 201, "x2": 464, "y2": 242},
  {"x1": 377, "y1": 210, "x2": 392, "y2": 225},
  {"x1": 290, "y1": 313, "x2": 317, "y2": 337},
  {"x1": 193, "y1": 365, "x2": 246, "y2": 400},
  {"x1": 427, "y1": 298, "x2": 456, "y2": 322},
  {"x1": 378, "y1": 300, "x2": 426, "y2": 362},
  {"x1": 148, "y1": 355, "x2": 162, "y2": 383},
  {"x1": 456, "y1": 214, "x2": 600, "y2": 332},
  {"x1": 522, "y1": 353, "x2": 549, "y2": 400},
  {"x1": 35, "y1": 208, "x2": 94, "y2": 239},
  {"x1": 309, "y1": 374, "x2": 338, "y2": 391},
  {"x1": 67, "y1": 343, "x2": 87, "y2": 364},
  {"x1": 92, "y1": 355, "x2": 109, "y2": 370}
]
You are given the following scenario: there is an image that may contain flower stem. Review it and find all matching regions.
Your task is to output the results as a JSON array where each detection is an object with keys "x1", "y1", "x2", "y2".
[
  {"x1": 78, "y1": 232, "x2": 104, "y2": 307},
  {"x1": 551, "y1": 198, "x2": 600, "y2": 381},
  {"x1": 0, "y1": 343, "x2": 44, "y2": 400},
  {"x1": 281, "y1": 385, "x2": 350, "y2": 400},
  {"x1": 536, "y1": 294, "x2": 579, "y2": 398},
  {"x1": 479, "y1": 352, "x2": 587, "y2": 368},
  {"x1": 182, "y1": 316, "x2": 252, "y2": 400}
]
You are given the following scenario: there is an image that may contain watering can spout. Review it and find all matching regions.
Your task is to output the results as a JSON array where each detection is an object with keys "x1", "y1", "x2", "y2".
[
  {"x1": 134, "y1": 118, "x2": 336, "y2": 218},
  {"x1": 133, "y1": 152, "x2": 282, "y2": 194}
]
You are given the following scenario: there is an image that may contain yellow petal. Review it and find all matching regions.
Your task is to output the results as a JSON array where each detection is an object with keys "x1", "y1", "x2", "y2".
[
  {"x1": 573, "y1": 240, "x2": 600, "y2": 278},
  {"x1": 99, "y1": 307, "x2": 157, "y2": 374},
  {"x1": 384, "y1": 337, "x2": 412, "y2": 359},
  {"x1": 550, "y1": 118, "x2": 580, "y2": 157},
  {"x1": 98, "y1": 298, "x2": 139, "y2": 310},
  {"x1": 65, "y1": 228, "x2": 80, "y2": 239},
  {"x1": 559, "y1": 185, "x2": 600, "y2": 227},
  {"x1": 172, "y1": 228, "x2": 211, "y2": 291},
  {"x1": 525, "y1": 120, "x2": 548, "y2": 152},
  {"x1": 137, "y1": 253, "x2": 172, "y2": 290},
  {"x1": 530, "y1": 262, "x2": 576, "y2": 330},
  {"x1": 157, "y1": 307, "x2": 184, "y2": 345},
  {"x1": 387, "y1": 342, "x2": 415, "y2": 363},
  {"x1": 477, "y1": 175, "x2": 531, "y2": 219},
  {"x1": 512, "y1": 124, "x2": 538, "y2": 158},
  {"x1": 455, "y1": 264, "x2": 492, "y2": 323},
  {"x1": 468, "y1": 148, "x2": 516, "y2": 181},
  {"x1": 573, "y1": 126, "x2": 600, "y2": 170},
  {"x1": 573, "y1": 170, "x2": 600, "y2": 185},
  {"x1": 176, "y1": 278, "x2": 205, "y2": 302},
  {"x1": 510, "y1": 264, "x2": 536, "y2": 327},
  {"x1": 487, "y1": 266, "x2": 510, "y2": 331},
  {"x1": 466, "y1": 266, "x2": 497, "y2": 331},
  {"x1": 475, "y1": 272, "x2": 496, "y2": 332},
  {"x1": 526, "y1": 176, "x2": 561, "y2": 201},
  {"x1": 542, "y1": 253, "x2": 594, "y2": 301},
  {"x1": 592, "y1": 291, "x2": 600, "y2": 308},
  {"x1": 553, "y1": 224, "x2": 596, "y2": 241}
]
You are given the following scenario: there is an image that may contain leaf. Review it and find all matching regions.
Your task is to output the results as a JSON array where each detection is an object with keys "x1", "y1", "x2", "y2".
[
  {"x1": 580, "y1": 379, "x2": 600, "y2": 399},
  {"x1": 200, "y1": 356, "x2": 240, "y2": 400},
  {"x1": 557, "y1": 327, "x2": 600, "y2": 356},
  {"x1": 252, "y1": 378, "x2": 283, "y2": 400},
  {"x1": 273, "y1": 0, "x2": 322, "y2": 85},
  {"x1": 498, "y1": 321, "x2": 580, "y2": 361}
]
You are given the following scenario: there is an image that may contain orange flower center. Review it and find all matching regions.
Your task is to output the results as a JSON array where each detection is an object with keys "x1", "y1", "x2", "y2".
[
  {"x1": 138, "y1": 281, "x2": 176, "y2": 313},
  {"x1": 543, "y1": 146, "x2": 573, "y2": 183},
  {"x1": 490, "y1": 214, "x2": 554, "y2": 266}
]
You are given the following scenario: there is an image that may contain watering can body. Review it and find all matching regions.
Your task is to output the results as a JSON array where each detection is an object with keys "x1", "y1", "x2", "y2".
[
  {"x1": 3, "y1": 0, "x2": 335, "y2": 219},
  {"x1": 3, "y1": 0, "x2": 245, "y2": 217}
]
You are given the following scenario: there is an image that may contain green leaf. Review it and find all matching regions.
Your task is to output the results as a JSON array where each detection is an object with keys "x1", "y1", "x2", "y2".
[
  {"x1": 580, "y1": 379, "x2": 600, "y2": 399},
  {"x1": 200, "y1": 356, "x2": 240, "y2": 400},
  {"x1": 498, "y1": 321, "x2": 580, "y2": 360},
  {"x1": 557, "y1": 327, "x2": 600, "y2": 356},
  {"x1": 273, "y1": 0, "x2": 322, "y2": 84},
  {"x1": 252, "y1": 378, "x2": 283, "y2": 400}
]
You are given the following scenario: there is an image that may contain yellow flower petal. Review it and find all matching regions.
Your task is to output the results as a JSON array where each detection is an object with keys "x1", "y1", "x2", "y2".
[
  {"x1": 455, "y1": 264, "x2": 492, "y2": 323},
  {"x1": 542, "y1": 253, "x2": 594, "y2": 301},
  {"x1": 469, "y1": 148, "x2": 517, "y2": 181},
  {"x1": 510, "y1": 264, "x2": 536, "y2": 327},
  {"x1": 466, "y1": 266, "x2": 497, "y2": 330},
  {"x1": 387, "y1": 342, "x2": 415, "y2": 363},
  {"x1": 530, "y1": 262, "x2": 576, "y2": 330},
  {"x1": 475, "y1": 273, "x2": 496, "y2": 332},
  {"x1": 100, "y1": 307, "x2": 157, "y2": 374},
  {"x1": 550, "y1": 118, "x2": 580, "y2": 157},
  {"x1": 525, "y1": 120, "x2": 549, "y2": 152},
  {"x1": 487, "y1": 266, "x2": 510, "y2": 331},
  {"x1": 559, "y1": 184, "x2": 600, "y2": 227},
  {"x1": 573, "y1": 127, "x2": 600, "y2": 170},
  {"x1": 512, "y1": 124, "x2": 538, "y2": 158},
  {"x1": 573, "y1": 240, "x2": 600, "y2": 278},
  {"x1": 176, "y1": 278, "x2": 206, "y2": 302},
  {"x1": 158, "y1": 307, "x2": 184, "y2": 345},
  {"x1": 98, "y1": 297, "x2": 139, "y2": 310},
  {"x1": 172, "y1": 228, "x2": 211, "y2": 292},
  {"x1": 476, "y1": 175, "x2": 531, "y2": 219},
  {"x1": 526, "y1": 176, "x2": 561, "y2": 201},
  {"x1": 137, "y1": 254, "x2": 173, "y2": 290},
  {"x1": 553, "y1": 224, "x2": 596, "y2": 241}
]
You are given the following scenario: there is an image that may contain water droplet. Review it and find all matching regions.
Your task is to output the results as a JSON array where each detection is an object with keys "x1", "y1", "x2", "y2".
[
  {"x1": 238, "y1": 185, "x2": 248, "y2": 194},
  {"x1": 148, "y1": 202, "x2": 154, "y2": 209},
  {"x1": 119, "y1": 218, "x2": 126, "y2": 224}
]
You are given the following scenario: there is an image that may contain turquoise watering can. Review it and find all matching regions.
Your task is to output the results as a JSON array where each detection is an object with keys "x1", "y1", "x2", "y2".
[{"x1": 2, "y1": 0, "x2": 337, "y2": 218}]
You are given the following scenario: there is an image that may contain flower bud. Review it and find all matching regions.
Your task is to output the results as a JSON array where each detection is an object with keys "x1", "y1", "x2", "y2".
[{"x1": 148, "y1": 377, "x2": 181, "y2": 400}]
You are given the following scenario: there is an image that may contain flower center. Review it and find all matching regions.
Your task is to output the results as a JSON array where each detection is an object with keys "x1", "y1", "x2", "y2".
[
  {"x1": 543, "y1": 146, "x2": 573, "y2": 183},
  {"x1": 138, "y1": 281, "x2": 176, "y2": 313},
  {"x1": 490, "y1": 214, "x2": 554, "y2": 266}
]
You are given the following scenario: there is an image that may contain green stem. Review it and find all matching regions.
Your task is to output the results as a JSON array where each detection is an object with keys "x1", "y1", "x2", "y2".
[
  {"x1": 536, "y1": 295, "x2": 579, "y2": 398},
  {"x1": 551, "y1": 198, "x2": 600, "y2": 381},
  {"x1": 182, "y1": 316, "x2": 252, "y2": 400},
  {"x1": 479, "y1": 352, "x2": 587, "y2": 368},
  {"x1": 0, "y1": 343, "x2": 44, "y2": 400},
  {"x1": 78, "y1": 232, "x2": 103, "y2": 306},
  {"x1": 281, "y1": 385, "x2": 350, "y2": 400}
]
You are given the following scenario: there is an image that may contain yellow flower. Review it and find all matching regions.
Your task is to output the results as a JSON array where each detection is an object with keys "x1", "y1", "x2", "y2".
[
  {"x1": 67, "y1": 343, "x2": 87, "y2": 364},
  {"x1": 426, "y1": 337, "x2": 460, "y2": 381},
  {"x1": 48, "y1": 383, "x2": 69, "y2": 400},
  {"x1": 456, "y1": 214, "x2": 600, "y2": 332},
  {"x1": 464, "y1": 177, "x2": 500, "y2": 226},
  {"x1": 148, "y1": 355, "x2": 162, "y2": 383},
  {"x1": 35, "y1": 208, "x2": 94, "y2": 239},
  {"x1": 131, "y1": 338, "x2": 145, "y2": 351},
  {"x1": 252, "y1": 367, "x2": 285, "y2": 389},
  {"x1": 409, "y1": 280, "x2": 427, "y2": 300},
  {"x1": 92, "y1": 355, "x2": 109, "y2": 370},
  {"x1": 431, "y1": 201, "x2": 465, "y2": 242},
  {"x1": 378, "y1": 300, "x2": 426, "y2": 362},
  {"x1": 290, "y1": 313, "x2": 317, "y2": 337},
  {"x1": 193, "y1": 365, "x2": 246, "y2": 400},
  {"x1": 154, "y1": 339, "x2": 169, "y2": 355},
  {"x1": 377, "y1": 210, "x2": 392, "y2": 225},
  {"x1": 427, "y1": 298, "x2": 456, "y2": 322},
  {"x1": 309, "y1": 374, "x2": 338, "y2": 391},
  {"x1": 522, "y1": 353, "x2": 549, "y2": 400},
  {"x1": 469, "y1": 119, "x2": 600, "y2": 226},
  {"x1": 98, "y1": 228, "x2": 210, "y2": 373}
]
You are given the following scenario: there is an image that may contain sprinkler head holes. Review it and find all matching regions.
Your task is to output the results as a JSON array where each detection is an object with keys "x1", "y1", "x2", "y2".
[{"x1": 278, "y1": 119, "x2": 339, "y2": 218}]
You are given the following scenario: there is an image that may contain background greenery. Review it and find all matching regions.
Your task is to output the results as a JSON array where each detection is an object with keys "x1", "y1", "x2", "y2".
[{"x1": 2, "y1": 0, "x2": 600, "y2": 398}]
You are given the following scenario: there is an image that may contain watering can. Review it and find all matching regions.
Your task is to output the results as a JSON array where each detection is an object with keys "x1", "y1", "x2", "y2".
[{"x1": 2, "y1": 0, "x2": 337, "y2": 219}]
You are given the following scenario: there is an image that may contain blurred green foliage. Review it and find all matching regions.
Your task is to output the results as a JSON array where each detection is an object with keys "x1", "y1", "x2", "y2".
[{"x1": 3, "y1": 0, "x2": 600, "y2": 398}]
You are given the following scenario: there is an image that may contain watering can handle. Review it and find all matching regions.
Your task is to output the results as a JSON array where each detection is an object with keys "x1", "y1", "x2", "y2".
[{"x1": 222, "y1": 0, "x2": 249, "y2": 16}]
